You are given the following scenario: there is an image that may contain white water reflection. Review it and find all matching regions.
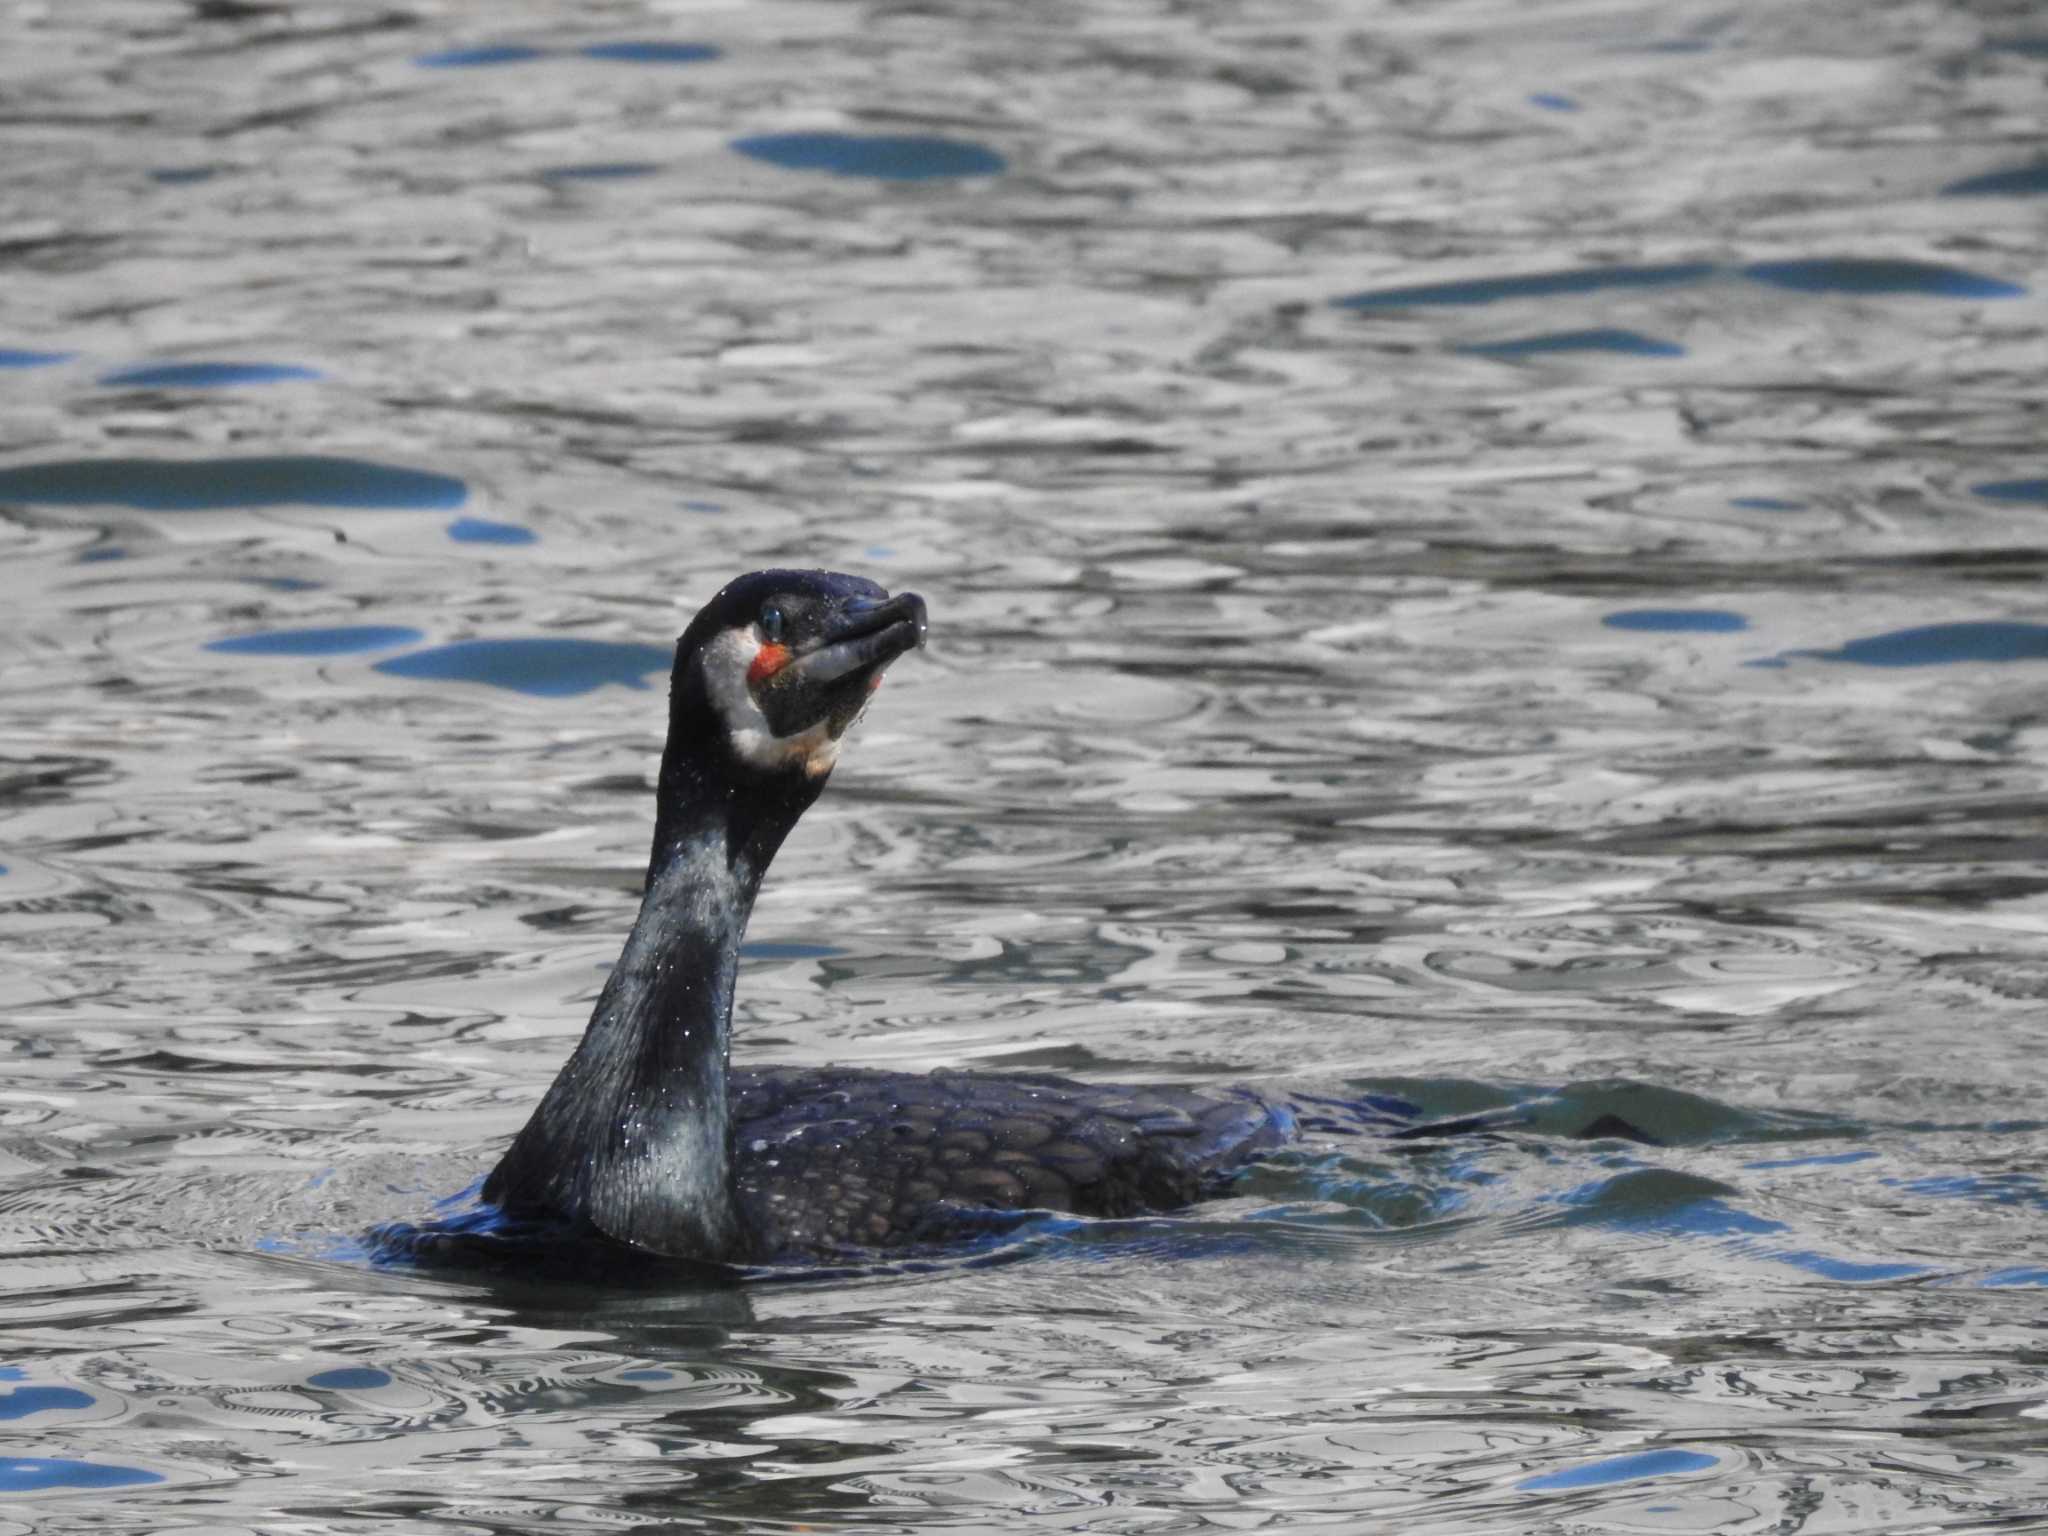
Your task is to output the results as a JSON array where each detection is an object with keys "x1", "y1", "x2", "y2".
[{"x1": 0, "y1": 0, "x2": 2046, "y2": 1529}]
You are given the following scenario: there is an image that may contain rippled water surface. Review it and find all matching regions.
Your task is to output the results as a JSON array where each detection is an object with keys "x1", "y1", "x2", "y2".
[{"x1": 3, "y1": 0, "x2": 2046, "y2": 1530}]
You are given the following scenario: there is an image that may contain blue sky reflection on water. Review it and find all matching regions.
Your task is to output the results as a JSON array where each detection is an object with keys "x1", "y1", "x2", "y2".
[
  {"x1": 0, "y1": 457, "x2": 466, "y2": 512},
  {"x1": 1520, "y1": 1448, "x2": 1719, "y2": 1493},
  {"x1": 447, "y1": 517, "x2": 539, "y2": 545},
  {"x1": 1336, "y1": 255, "x2": 2027, "y2": 311},
  {"x1": 1767, "y1": 621, "x2": 2048, "y2": 668},
  {"x1": 1984, "y1": 1268, "x2": 2048, "y2": 1287},
  {"x1": 206, "y1": 626, "x2": 424, "y2": 658},
  {"x1": 305, "y1": 1368, "x2": 394, "y2": 1391},
  {"x1": 97, "y1": 362, "x2": 322, "y2": 389},
  {"x1": 1740, "y1": 257, "x2": 2027, "y2": 298},
  {"x1": 373, "y1": 638, "x2": 672, "y2": 696},
  {"x1": 0, "y1": 1386, "x2": 96, "y2": 1419},
  {"x1": 1974, "y1": 478, "x2": 2047, "y2": 504},
  {"x1": 1336, "y1": 261, "x2": 1715, "y2": 308},
  {"x1": 1744, "y1": 1149, "x2": 1878, "y2": 1170},
  {"x1": 731, "y1": 132, "x2": 1007, "y2": 179},
  {"x1": 1460, "y1": 327, "x2": 1684, "y2": 359},
  {"x1": 579, "y1": 42, "x2": 719, "y2": 64},
  {"x1": 416, "y1": 40, "x2": 719, "y2": 68},
  {"x1": 414, "y1": 44, "x2": 547, "y2": 68},
  {"x1": 1943, "y1": 162, "x2": 2048, "y2": 197},
  {"x1": 0, "y1": 1460, "x2": 163, "y2": 1493},
  {"x1": 541, "y1": 162, "x2": 660, "y2": 183},
  {"x1": 1603, "y1": 609, "x2": 1749, "y2": 633}
]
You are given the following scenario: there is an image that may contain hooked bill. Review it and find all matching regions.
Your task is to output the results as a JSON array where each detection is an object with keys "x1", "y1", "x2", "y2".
[{"x1": 700, "y1": 591, "x2": 925, "y2": 778}]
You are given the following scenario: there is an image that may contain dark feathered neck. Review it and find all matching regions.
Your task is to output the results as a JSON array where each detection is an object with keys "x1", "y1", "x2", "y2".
[
  {"x1": 649, "y1": 655, "x2": 829, "y2": 877},
  {"x1": 481, "y1": 700, "x2": 823, "y2": 1260}
]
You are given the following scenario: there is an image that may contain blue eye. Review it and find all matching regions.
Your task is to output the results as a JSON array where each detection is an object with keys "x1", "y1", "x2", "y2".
[{"x1": 759, "y1": 604, "x2": 786, "y2": 643}]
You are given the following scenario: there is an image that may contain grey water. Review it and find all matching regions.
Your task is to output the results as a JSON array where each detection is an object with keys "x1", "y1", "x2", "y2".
[{"x1": 1, "y1": 0, "x2": 2045, "y2": 1529}]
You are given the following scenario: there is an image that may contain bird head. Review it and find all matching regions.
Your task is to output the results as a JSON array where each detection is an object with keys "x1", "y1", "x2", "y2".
[{"x1": 673, "y1": 569, "x2": 928, "y2": 785}]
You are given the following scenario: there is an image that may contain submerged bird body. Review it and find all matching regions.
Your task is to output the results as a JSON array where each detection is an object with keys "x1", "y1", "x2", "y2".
[
  {"x1": 467, "y1": 568, "x2": 1304, "y2": 1267},
  {"x1": 724, "y1": 1066, "x2": 1292, "y2": 1259}
]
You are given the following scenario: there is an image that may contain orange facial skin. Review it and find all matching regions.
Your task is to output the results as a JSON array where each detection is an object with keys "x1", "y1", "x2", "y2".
[{"x1": 747, "y1": 643, "x2": 793, "y2": 687}]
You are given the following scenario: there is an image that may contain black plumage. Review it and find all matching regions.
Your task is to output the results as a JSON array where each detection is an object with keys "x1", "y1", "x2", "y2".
[
  {"x1": 726, "y1": 1067, "x2": 1291, "y2": 1259},
  {"x1": 385, "y1": 570, "x2": 1400, "y2": 1271}
]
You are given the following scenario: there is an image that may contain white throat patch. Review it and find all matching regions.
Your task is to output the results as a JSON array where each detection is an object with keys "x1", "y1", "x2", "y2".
[{"x1": 700, "y1": 626, "x2": 845, "y2": 778}]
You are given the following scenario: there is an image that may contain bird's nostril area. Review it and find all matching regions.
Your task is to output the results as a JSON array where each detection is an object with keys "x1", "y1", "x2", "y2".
[
  {"x1": 839, "y1": 594, "x2": 894, "y2": 628},
  {"x1": 839, "y1": 591, "x2": 928, "y2": 639}
]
